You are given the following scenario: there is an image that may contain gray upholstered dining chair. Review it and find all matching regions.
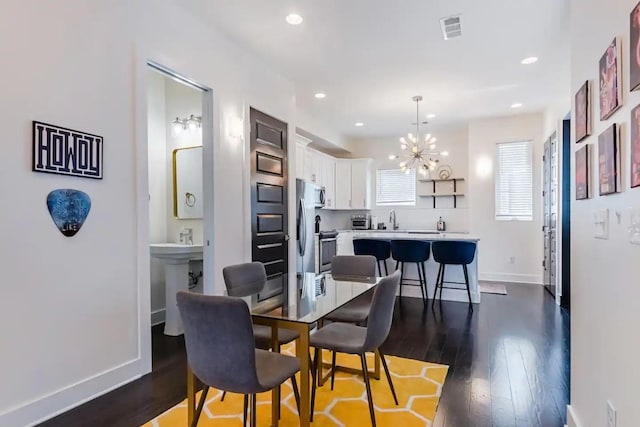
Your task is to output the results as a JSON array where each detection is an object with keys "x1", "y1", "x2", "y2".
[
  {"x1": 324, "y1": 255, "x2": 377, "y2": 325},
  {"x1": 177, "y1": 291, "x2": 301, "y2": 427},
  {"x1": 221, "y1": 262, "x2": 300, "y2": 410},
  {"x1": 223, "y1": 262, "x2": 299, "y2": 348},
  {"x1": 309, "y1": 270, "x2": 401, "y2": 427}
]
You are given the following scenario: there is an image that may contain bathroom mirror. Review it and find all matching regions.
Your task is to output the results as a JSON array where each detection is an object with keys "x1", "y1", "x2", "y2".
[{"x1": 173, "y1": 146, "x2": 203, "y2": 219}]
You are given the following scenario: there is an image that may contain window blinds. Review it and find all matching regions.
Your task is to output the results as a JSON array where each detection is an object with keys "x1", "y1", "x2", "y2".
[
  {"x1": 376, "y1": 168, "x2": 416, "y2": 206},
  {"x1": 495, "y1": 141, "x2": 533, "y2": 221}
]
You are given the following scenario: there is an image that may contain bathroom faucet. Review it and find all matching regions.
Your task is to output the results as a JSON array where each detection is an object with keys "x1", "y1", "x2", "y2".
[{"x1": 389, "y1": 210, "x2": 399, "y2": 230}]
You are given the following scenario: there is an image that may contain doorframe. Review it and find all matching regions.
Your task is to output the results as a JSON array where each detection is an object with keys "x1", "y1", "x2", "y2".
[{"x1": 134, "y1": 56, "x2": 215, "y2": 373}]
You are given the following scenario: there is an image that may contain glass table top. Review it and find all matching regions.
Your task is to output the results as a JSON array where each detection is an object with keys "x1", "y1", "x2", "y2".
[{"x1": 250, "y1": 273, "x2": 381, "y2": 325}]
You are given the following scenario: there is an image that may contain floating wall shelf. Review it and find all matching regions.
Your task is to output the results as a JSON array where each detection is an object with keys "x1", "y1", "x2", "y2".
[{"x1": 417, "y1": 177, "x2": 466, "y2": 208}]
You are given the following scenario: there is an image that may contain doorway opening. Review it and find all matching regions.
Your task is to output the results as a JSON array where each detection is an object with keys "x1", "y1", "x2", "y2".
[{"x1": 146, "y1": 63, "x2": 213, "y2": 348}]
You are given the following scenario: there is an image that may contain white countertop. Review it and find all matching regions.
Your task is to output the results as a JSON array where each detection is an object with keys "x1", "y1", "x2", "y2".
[{"x1": 336, "y1": 229, "x2": 480, "y2": 241}]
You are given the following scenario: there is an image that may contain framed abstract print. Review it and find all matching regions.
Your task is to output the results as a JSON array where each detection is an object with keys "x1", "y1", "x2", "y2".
[
  {"x1": 575, "y1": 80, "x2": 591, "y2": 142},
  {"x1": 598, "y1": 124, "x2": 621, "y2": 195},
  {"x1": 599, "y1": 37, "x2": 623, "y2": 121},
  {"x1": 576, "y1": 145, "x2": 590, "y2": 200}
]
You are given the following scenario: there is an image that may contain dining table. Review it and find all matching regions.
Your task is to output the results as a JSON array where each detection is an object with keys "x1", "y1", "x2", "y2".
[{"x1": 186, "y1": 272, "x2": 383, "y2": 427}]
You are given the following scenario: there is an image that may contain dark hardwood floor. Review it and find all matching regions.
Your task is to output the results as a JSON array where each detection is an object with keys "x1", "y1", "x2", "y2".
[{"x1": 40, "y1": 283, "x2": 569, "y2": 427}]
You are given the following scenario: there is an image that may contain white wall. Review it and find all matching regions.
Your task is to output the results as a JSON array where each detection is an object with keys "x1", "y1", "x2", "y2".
[
  {"x1": 148, "y1": 70, "x2": 168, "y2": 321},
  {"x1": 0, "y1": 1, "x2": 298, "y2": 426},
  {"x1": 468, "y1": 113, "x2": 545, "y2": 284},
  {"x1": 341, "y1": 127, "x2": 470, "y2": 232},
  {"x1": 569, "y1": 0, "x2": 640, "y2": 426}
]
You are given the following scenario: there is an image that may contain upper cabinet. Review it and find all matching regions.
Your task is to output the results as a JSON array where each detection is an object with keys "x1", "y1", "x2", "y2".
[
  {"x1": 335, "y1": 159, "x2": 372, "y2": 210},
  {"x1": 294, "y1": 135, "x2": 371, "y2": 211}
]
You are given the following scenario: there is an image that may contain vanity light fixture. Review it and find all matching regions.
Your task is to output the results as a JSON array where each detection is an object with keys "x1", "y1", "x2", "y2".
[{"x1": 172, "y1": 115, "x2": 202, "y2": 137}]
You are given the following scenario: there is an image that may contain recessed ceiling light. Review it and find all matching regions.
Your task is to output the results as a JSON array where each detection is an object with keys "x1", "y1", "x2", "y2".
[
  {"x1": 286, "y1": 13, "x2": 303, "y2": 25},
  {"x1": 355, "y1": 122, "x2": 364, "y2": 127},
  {"x1": 511, "y1": 102, "x2": 523, "y2": 109},
  {"x1": 521, "y1": 56, "x2": 538, "y2": 65},
  {"x1": 426, "y1": 113, "x2": 436, "y2": 119},
  {"x1": 314, "y1": 92, "x2": 326, "y2": 99}
]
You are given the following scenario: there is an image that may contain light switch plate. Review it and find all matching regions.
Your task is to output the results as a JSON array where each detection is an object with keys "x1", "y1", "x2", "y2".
[{"x1": 594, "y1": 209, "x2": 609, "y2": 239}]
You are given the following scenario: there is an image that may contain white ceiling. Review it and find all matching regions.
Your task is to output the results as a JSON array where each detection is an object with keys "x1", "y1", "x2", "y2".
[{"x1": 174, "y1": 0, "x2": 570, "y2": 141}]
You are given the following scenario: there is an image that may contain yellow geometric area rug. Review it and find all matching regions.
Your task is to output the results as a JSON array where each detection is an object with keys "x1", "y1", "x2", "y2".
[{"x1": 142, "y1": 348, "x2": 448, "y2": 426}]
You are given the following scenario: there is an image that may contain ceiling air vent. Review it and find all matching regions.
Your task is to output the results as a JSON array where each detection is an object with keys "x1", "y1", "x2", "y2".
[{"x1": 440, "y1": 14, "x2": 463, "y2": 40}]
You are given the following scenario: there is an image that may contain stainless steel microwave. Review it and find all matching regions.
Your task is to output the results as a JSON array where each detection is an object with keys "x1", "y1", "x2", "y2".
[{"x1": 313, "y1": 185, "x2": 325, "y2": 208}]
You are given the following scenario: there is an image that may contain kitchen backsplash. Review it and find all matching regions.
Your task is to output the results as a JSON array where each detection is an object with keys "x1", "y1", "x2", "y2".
[{"x1": 315, "y1": 207, "x2": 470, "y2": 232}]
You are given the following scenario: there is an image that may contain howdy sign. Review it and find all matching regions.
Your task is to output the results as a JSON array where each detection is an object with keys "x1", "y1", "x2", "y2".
[{"x1": 32, "y1": 121, "x2": 103, "y2": 179}]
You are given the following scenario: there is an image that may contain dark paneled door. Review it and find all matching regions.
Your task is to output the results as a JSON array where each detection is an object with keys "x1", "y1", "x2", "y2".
[{"x1": 250, "y1": 108, "x2": 289, "y2": 302}]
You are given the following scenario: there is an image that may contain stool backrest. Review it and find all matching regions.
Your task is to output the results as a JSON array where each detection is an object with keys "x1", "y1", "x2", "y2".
[
  {"x1": 331, "y1": 255, "x2": 377, "y2": 277},
  {"x1": 223, "y1": 262, "x2": 266, "y2": 297},
  {"x1": 353, "y1": 239, "x2": 391, "y2": 260},
  {"x1": 390, "y1": 239, "x2": 431, "y2": 263},
  {"x1": 176, "y1": 292, "x2": 261, "y2": 394},
  {"x1": 363, "y1": 270, "x2": 401, "y2": 351},
  {"x1": 431, "y1": 240, "x2": 477, "y2": 265}
]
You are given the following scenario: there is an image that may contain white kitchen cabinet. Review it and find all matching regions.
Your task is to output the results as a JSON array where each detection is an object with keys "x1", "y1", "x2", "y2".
[
  {"x1": 335, "y1": 160, "x2": 352, "y2": 209},
  {"x1": 322, "y1": 155, "x2": 336, "y2": 209},
  {"x1": 334, "y1": 159, "x2": 372, "y2": 210},
  {"x1": 308, "y1": 149, "x2": 322, "y2": 184},
  {"x1": 350, "y1": 159, "x2": 371, "y2": 209},
  {"x1": 336, "y1": 232, "x2": 354, "y2": 255}
]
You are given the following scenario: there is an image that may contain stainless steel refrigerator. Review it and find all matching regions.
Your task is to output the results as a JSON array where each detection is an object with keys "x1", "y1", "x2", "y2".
[{"x1": 296, "y1": 179, "x2": 317, "y2": 274}]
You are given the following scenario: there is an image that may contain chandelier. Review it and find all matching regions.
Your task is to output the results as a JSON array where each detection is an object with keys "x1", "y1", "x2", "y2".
[{"x1": 389, "y1": 96, "x2": 448, "y2": 176}]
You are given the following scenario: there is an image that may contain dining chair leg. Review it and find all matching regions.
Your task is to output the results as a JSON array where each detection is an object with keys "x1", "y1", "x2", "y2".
[
  {"x1": 463, "y1": 264, "x2": 473, "y2": 306},
  {"x1": 360, "y1": 353, "x2": 377, "y2": 427},
  {"x1": 310, "y1": 348, "x2": 319, "y2": 422},
  {"x1": 250, "y1": 394, "x2": 257, "y2": 427},
  {"x1": 191, "y1": 385, "x2": 209, "y2": 427},
  {"x1": 291, "y1": 375, "x2": 301, "y2": 414},
  {"x1": 378, "y1": 350, "x2": 399, "y2": 405},
  {"x1": 432, "y1": 264, "x2": 442, "y2": 306},
  {"x1": 399, "y1": 262, "x2": 405, "y2": 299},
  {"x1": 421, "y1": 262, "x2": 429, "y2": 300},
  {"x1": 439, "y1": 264, "x2": 446, "y2": 301},
  {"x1": 377, "y1": 260, "x2": 383, "y2": 277},
  {"x1": 416, "y1": 262, "x2": 426, "y2": 304},
  {"x1": 384, "y1": 259, "x2": 389, "y2": 275},
  {"x1": 330, "y1": 351, "x2": 337, "y2": 390},
  {"x1": 220, "y1": 390, "x2": 226, "y2": 402},
  {"x1": 243, "y1": 394, "x2": 248, "y2": 427}
]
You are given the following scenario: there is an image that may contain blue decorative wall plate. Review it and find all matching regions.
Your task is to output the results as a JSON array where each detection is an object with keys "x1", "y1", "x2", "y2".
[{"x1": 46, "y1": 189, "x2": 91, "y2": 237}]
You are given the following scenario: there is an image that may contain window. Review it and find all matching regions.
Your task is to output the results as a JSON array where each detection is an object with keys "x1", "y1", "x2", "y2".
[
  {"x1": 376, "y1": 168, "x2": 416, "y2": 206},
  {"x1": 495, "y1": 141, "x2": 533, "y2": 221}
]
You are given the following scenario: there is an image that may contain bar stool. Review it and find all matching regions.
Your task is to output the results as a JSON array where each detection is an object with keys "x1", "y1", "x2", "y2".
[
  {"x1": 431, "y1": 240, "x2": 477, "y2": 305},
  {"x1": 353, "y1": 239, "x2": 391, "y2": 276},
  {"x1": 389, "y1": 239, "x2": 430, "y2": 304}
]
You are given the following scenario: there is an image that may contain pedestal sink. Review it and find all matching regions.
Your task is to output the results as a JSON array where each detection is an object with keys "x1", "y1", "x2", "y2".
[{"x1": 150, "y1": 243, "x2": 203, "y2": 336}]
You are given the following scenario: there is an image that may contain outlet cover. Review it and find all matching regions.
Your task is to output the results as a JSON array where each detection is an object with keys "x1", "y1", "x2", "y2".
[
  {"x1": 630, "y1": 208, "x2": 640, "y2": 245},
  {"x1": 607, "y1": 400, "x2": 616, "y2": 427}
]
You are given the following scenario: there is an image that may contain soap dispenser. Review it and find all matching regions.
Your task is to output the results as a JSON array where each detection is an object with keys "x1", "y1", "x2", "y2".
[{"x1": 437, "y1": 216, "x2": 446, "y2": 232}]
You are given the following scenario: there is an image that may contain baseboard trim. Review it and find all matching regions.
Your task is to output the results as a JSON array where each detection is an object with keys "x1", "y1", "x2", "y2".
[
  {"x1": 151, "y1": 308, "x2": 166, "y2": 326},
  {"x1": 567, "y1": 405, "x2": 582, "y2": 427},
  {"x1": 0, "y1": 357, "x2": 146, "y2": 427},
  {"x1": 479, "y1": 272, "x2": 542, "y2": 285}
]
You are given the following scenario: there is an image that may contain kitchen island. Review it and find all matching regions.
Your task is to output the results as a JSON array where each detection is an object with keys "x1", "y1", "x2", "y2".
[{"x1": 337, "y1": 230, "x2": 481, "y2": 303}]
